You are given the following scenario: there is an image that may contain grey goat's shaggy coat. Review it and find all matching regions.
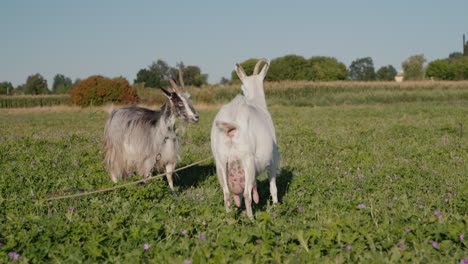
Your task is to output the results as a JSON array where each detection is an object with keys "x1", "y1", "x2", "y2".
[{"x1": 103, "y1": 66, "x2": 199, "y2": 195}]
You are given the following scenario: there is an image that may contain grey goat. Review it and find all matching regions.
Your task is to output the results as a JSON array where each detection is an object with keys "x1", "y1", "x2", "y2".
[{"x1": 103, "y1": 66, "x2": 199, "y2": 195}]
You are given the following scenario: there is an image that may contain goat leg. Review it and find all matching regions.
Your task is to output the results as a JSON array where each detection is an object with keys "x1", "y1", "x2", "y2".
[
  {"x1": 243, "y1": 158, "x2": 256, "y2": 220},
  {"x1": 216, "y1": 164, "x2": 232, "y2": 212},
  {"x1": 165, "y1": 163, "x2": 177, "y2": 197},
  {"x1": 268, "y1": 166, "x2": 278, "y2": 204}
]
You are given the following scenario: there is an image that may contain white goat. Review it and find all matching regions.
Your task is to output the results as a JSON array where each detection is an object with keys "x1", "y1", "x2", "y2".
[{"x1": 210, "y1": 58, "x2": 279, "y2": 219}]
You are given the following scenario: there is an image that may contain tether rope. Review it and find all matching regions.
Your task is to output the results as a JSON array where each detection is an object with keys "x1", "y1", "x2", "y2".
[{"x1": 45, "y1": 156, "x2": 213, "y2": 201}]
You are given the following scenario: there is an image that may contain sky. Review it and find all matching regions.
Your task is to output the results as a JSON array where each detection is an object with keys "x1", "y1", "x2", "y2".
[{"x1": 1, "y1": 0, "x2": 467, "y2": 87}]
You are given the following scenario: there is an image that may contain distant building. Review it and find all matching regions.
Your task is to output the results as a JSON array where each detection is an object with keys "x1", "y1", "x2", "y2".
[
  {"x1": 464, "y1": 34, "x2": 468, "y2": 56},
  {"x1": 395, "y1": 70, "x2": 404, "y2": 82}
]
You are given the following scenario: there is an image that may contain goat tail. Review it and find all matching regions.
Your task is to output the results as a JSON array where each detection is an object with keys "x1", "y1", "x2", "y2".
[{"x1": 215, "y1": 121, "x2": 238, "y2": 137}]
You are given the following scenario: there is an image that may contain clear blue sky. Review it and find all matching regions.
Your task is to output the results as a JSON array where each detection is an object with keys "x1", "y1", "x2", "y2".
[{"x1": 1, "y1": 0, "x2": 467, "y2": 87}]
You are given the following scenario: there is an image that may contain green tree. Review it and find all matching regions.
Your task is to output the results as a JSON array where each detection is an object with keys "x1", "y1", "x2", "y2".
[
  {"x1": 179, "y1": 64, "x2": 208, "y2": 87},
  {"x1": 24, "y1": 74, "x2": 49, "y2": 94},
  {"x1": 349, "y1": 57, "x2": 376, "y2": 81},
  {"x1": 233, "y1": 55, "x2": 349, "y2": 82},
  {"x1": 135, "y1": 68, "x2": 154, "y2": 87},
  {"x1": 267, "y1": 55, "x2": 308, "y2": 81},
  {"x1": 13, "y1": 84, "x2": 25, "y2": 95},
  {"x1": 219, "y1": 77, "x2": 230, "y2": 86},
  {"x1": 426, "y1": 59, "x2": 453, "y2": 80},
  {"x1": 0, "y1": 81, "x2": 14, "y2": 95},
  {"x1": 427, "y1": 53, "x2": 468, "y2": 80},
  {"x1": 451, "y1": 56, "x2": 468, "y2": 80},
  {"x1": 306, "y1": 56, "x2": 348, "y2": 81},
  {"x1": 52, "y1": 74, "x2": 73, "y2": 94},
  {"x1": 402, "y1": 54, "x2": 426, "y2": 80},
  {"x1": 376, "y1": 65, "x2": 397, "y2": 81},
  {"x1": 134, "y1": 59, "x2": 172, "y2": 88},
  {"x1": 135, "y1": 60, "x2": 207, "y2": 88},
  {"x1": 448, "y1": 52, "x2": 463, "y2": 61}
]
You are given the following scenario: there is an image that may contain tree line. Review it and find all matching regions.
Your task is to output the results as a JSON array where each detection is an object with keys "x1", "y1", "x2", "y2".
[
  {"x1": 0, "y1": 60, "x2": 209, "y2": 96},
  {"x1": 1, "y1": 53, "x2": 468, "y2": 95},
  {"x1": 231, "y1": 53, "x2": 467, "y2": 82},
  {"x1": 426, "y1": 52, "x2": 468, "y2": 80},
  {"x1": 0, "y1": 74, "x2": 77, "y2": 96}
]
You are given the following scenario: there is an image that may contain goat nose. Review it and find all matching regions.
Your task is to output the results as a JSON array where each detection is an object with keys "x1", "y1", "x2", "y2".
[{"x1": 194, "y1": 115, "x2": 199, "y2": 122}]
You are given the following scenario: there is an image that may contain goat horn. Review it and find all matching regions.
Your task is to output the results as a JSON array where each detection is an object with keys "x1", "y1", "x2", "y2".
[
  {"x1": 178, "y1": 63, "x2": 186, "y2": 92},
  {"x1": 253, "y1": 58, "x2": 269, "y2": 75},
  {"x1": 165, "y1": 75, "x2": 180, "y2": 93}
]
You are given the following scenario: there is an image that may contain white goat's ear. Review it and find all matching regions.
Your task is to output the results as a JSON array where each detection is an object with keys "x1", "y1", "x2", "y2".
[
  {"x1": 160, "y1": 87, "x2": 172, "y2": 98},
  {"x1": 235, "y1": 63, "x2": 247, "y2": 82},
  {"x1": 259, "y1": 59, "x2": 270, "y2": 80}
]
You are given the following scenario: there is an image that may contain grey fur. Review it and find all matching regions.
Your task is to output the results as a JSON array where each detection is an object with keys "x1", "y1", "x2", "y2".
[{"x1": 103, "y1": 70, "x2": 198, "y2": 195}]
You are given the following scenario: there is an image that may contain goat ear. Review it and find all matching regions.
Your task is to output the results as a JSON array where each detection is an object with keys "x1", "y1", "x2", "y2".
[
  {"x1": 259, "y1": 59, "x2": 270, "y2": 79},
  {"x1": 235, "y1": 63, "x2": 247, "y2": 82},
  {"x1": 160, "y1": 87, "x2": 172, "y2": 98}
]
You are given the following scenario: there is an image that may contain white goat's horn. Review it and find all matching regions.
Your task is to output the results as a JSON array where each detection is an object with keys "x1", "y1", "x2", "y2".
[{"x1": 253, "y1": 58, "x2": 269, "y2": 75}]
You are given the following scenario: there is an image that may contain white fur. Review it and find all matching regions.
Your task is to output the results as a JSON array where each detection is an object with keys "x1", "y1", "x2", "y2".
[{"x1": 210, "y1": 58, "x2": 279, "y2": 219}]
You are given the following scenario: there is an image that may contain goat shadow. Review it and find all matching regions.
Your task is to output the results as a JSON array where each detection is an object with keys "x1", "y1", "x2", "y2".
[
  {"x1": 174, "y1": 163, "x2": 216, "y2": 191},
  {"x1": 172, "y1": 163, "x2": 294, "y2": 208},
  {"x1": 254, "y1": 167, "x2": 294, "y2": 209}
]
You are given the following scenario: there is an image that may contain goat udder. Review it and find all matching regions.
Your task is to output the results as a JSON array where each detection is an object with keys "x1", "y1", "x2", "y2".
[{"x1": 227, "y1": 160, "x2": 245, "y2": 195}]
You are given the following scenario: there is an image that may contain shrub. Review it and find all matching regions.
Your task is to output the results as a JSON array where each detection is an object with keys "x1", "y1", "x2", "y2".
[
  {"x1": 426, "y1": 59, "x2": 453, "y2": 80},
  {"x1": 232, "y1": 55, "x2": 348, "y2": 82},
  {"x1": 196, "y1": 89, "x2": 213, "y2": 104},
  {"x1": 69, "y1": 76, "x2": 138, "y2": 106},
  {"x1": 307, "y1": 56, "x2": 349, "y2": 81},
  {"x1": 267, "y1": 55, "x2": 309, "y2": 81}
]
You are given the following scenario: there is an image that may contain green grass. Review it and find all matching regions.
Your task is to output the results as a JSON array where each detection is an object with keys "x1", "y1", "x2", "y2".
[{"x1": 0, "y1": 102, "x2": 467, "y2": 263}]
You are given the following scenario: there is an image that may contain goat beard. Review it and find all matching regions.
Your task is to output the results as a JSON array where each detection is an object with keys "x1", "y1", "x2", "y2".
[{"x1": 176, "y1": 119, "x2": 188, "y2": 135}]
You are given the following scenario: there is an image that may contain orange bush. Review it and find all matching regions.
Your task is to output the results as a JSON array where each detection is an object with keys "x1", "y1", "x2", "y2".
[{"x1": 69, "y1": 76, "x2": 139, "y2": 106}]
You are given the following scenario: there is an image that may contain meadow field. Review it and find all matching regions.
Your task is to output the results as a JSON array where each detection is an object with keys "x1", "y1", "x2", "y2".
[
  {"x1": 2, "y1": 80, "x2": 468, "y2": 108},
  {"x1": 0, "y1": 82, "x2": 467, "y2": 263}
]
